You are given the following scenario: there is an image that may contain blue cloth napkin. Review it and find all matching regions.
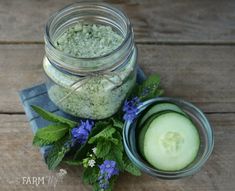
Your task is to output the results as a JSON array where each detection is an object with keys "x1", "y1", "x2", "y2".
[{"x1": 18, "y1": 66, "x2": 146, "y2": 158}]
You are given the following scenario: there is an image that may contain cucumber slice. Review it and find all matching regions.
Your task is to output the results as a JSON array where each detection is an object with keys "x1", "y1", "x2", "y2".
[
  {"x1": 143, "y1": 112, "x2": 200, "y2": 171},
  {"x1": 138, "y1": 112, "x2": 167, "y2": 156},
  {"x1": 139, "y1": 103, "x2": 185, "y2": 127}
]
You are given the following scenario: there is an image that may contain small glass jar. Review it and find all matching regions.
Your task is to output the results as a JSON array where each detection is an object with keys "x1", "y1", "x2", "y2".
[
  {"x1": 43, "y1": 2, "x2": 137, "y2": 119},
  {"x1": 123, "y1": 97, "x2": 214, "y2": 179}
]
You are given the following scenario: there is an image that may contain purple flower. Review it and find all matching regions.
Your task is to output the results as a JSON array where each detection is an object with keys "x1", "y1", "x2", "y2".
[
  {"x1": 98, "y1": 160, "x2": 119, "y2": 190},
  {"x1": 99, "y1": 160, "x2": 119, "y2": 178},
  {"x1": 123, "y1": 97, "x2": 141, "y2": 122},
  {"x1": 71, "y1": 120, "x2": 94, "y2": 144},
  {"x1": 99, "y1": 181, "x2": 109, "y2": 190}
]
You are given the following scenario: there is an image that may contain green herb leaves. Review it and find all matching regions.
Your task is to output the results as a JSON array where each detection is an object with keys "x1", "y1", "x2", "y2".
[
  {"x1": 87, "y1": 121, "x2": 125, "y2": 170},
  {"x1": 30, "y1": 74, "x2": 164, "y2": 190},
  {"x1": 82, "y1": 166, "x2": 100, "y2": 185},
  {"x1": 33, "y1": 136, "x2": 54, "y2": 147},
  {"x1": 88, "y1": 127, "x2": 116, "y2": 144},
  {"x1": 134, "y1": 74, "x2": 163, "y2": 101},
  {"x1": 46, "y1": 137, "x2": 70, "y2": 170},
  {"x1": 34, "y1": 124, "x2": 69, "y2": 143},
  {"x1": 31, "y1": 105, "x2": 77, "y2": 170},
  {"x1": 96, "y1": 141, "x2": 112, "y2": 158},
  {"x1": 31, "y1": 106, "x2": 76, "y2": 147},
  {"x1": 105, "y1": 143, "x2": 124, "y2": 169},
  {"x1": 123, "y1": 156, "x2": 141, "y2": 176},
  {"x1": 31, "y1": 105, "x2": 77, "y2": 127}
]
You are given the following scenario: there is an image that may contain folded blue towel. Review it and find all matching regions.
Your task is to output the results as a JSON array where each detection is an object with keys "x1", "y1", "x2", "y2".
[{"x1": 18, "y1": 66, "x2": 146, "y2": 159}]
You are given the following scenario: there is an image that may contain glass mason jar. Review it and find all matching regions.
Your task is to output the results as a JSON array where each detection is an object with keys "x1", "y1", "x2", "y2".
[{"x1": 43, "y1": 2, "x2": 137, "y2": 119}]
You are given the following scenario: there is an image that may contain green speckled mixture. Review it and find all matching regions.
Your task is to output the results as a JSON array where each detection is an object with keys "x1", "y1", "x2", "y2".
[
  {"x1": 44, "y1": 22, "x2": 136, "y2": 119},
  {"x1": 55, "y1": 22, "x2": 124, "y2": 58}
]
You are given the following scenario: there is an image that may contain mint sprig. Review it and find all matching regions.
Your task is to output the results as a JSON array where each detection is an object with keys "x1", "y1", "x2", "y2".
[{"x1": 31, "y1": 74, "x2": 163, "y2": 190}]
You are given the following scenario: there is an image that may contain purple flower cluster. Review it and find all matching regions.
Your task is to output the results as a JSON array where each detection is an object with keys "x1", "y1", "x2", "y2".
[
  {"x1": 71, "y1": 120, "x2": 94, "y2": 144},
  {"x1": 98, "y1": 160, "x2": 119, "y2": 190},
  {"x1": 123, "y1": 97, "x2": 140, "y2": 122}
]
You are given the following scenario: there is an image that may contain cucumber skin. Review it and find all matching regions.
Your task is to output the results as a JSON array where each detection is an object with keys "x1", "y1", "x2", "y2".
[
  {"x1": 143, "y1": 112, "x2": 200, "y2": 171},
  {"x1": 139, "y1": 102, "x2": 186, "y2": 127}
]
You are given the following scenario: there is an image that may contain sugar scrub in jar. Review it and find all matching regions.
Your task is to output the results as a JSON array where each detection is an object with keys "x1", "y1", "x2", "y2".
[{"x1": 43, "y1": 2, "x2": 137, "y2": 119}]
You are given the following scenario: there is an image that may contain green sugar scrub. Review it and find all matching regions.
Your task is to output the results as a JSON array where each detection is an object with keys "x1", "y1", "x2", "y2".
[
  {"x1": 55, "y1": 22, "x2": 124, "y2": 58},
  {"x1": 44, "y1": 22, "x2": 137, "y2": 119}
]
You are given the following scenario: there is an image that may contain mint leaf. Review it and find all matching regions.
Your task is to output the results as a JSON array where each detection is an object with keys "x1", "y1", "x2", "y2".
[
  {"x1": 111, "y1": 117, "x2": 124, "y2": 129},
  {"x1": 31, "y1": 105, "x2": 77, "y2": 127},
  {"x1": 33, "y1": 135, "x2": 53, "y2": 146},
  {"x1": 47, "y1": 150, "x2": 66, "y2": 170},
  {"x1": 92, "y1": 183, "x2": 100, "y2": 191},
  {"x1": 108, "y1": 137, "x2": 119, "y2": 145},
  {"x1": 113, "y1": 131, "x2": 124, "y2": 152},
  {"x1": 133, "y1": 74, "x2": 163, "y2": 100},
  {"x1": 88, "y1": 127, "x2": 116, "y2": 144},
  {"x1": 141, "y1": 74, "x2": 160, "y2": 89},
  {"x1": 124, "y1": 156, "x2": 141, "y2": 176},
  {"x1": 104, "y1": 131, "x2": 124, "y2": 169},
  {"x1": 35, "y1": 124, "x2": 69, "y2": 142},
  {"x1": 82, "y1": 166, "x2": 99, "y2": 185},
  {"x1": 105, "y1": 143, "x2": 124, "y2": 170},
  {"x1": 142, "y1": 89, "x2": 164, "y2": 101},
  {"x1": 46, "y1": 137, "x2": 69, "y2": 170},
  {"x1": 96, "y1": 141, "x2": 112, "y2": 158}
]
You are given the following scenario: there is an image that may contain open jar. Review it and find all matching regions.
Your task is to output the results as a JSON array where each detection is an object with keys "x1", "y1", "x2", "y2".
[{"x1": 43, "y1": 2, "x2": 137, "y2": 119}]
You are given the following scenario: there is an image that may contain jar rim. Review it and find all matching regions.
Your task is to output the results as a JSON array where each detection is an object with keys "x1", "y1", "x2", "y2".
[{"x1": 44, "y1": 2, "x2": 133, "y2": 63}]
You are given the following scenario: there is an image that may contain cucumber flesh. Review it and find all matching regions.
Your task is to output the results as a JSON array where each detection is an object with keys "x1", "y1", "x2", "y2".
[
  {"x1": 139, "y1": 103, "x2": 185, "y2": 127},
  {"x1": 143, "y1": 112, "x2": 200, "y2": 171},
  {"x1": 138, "y1": 112, "x2": 168, "y2": 156}
]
